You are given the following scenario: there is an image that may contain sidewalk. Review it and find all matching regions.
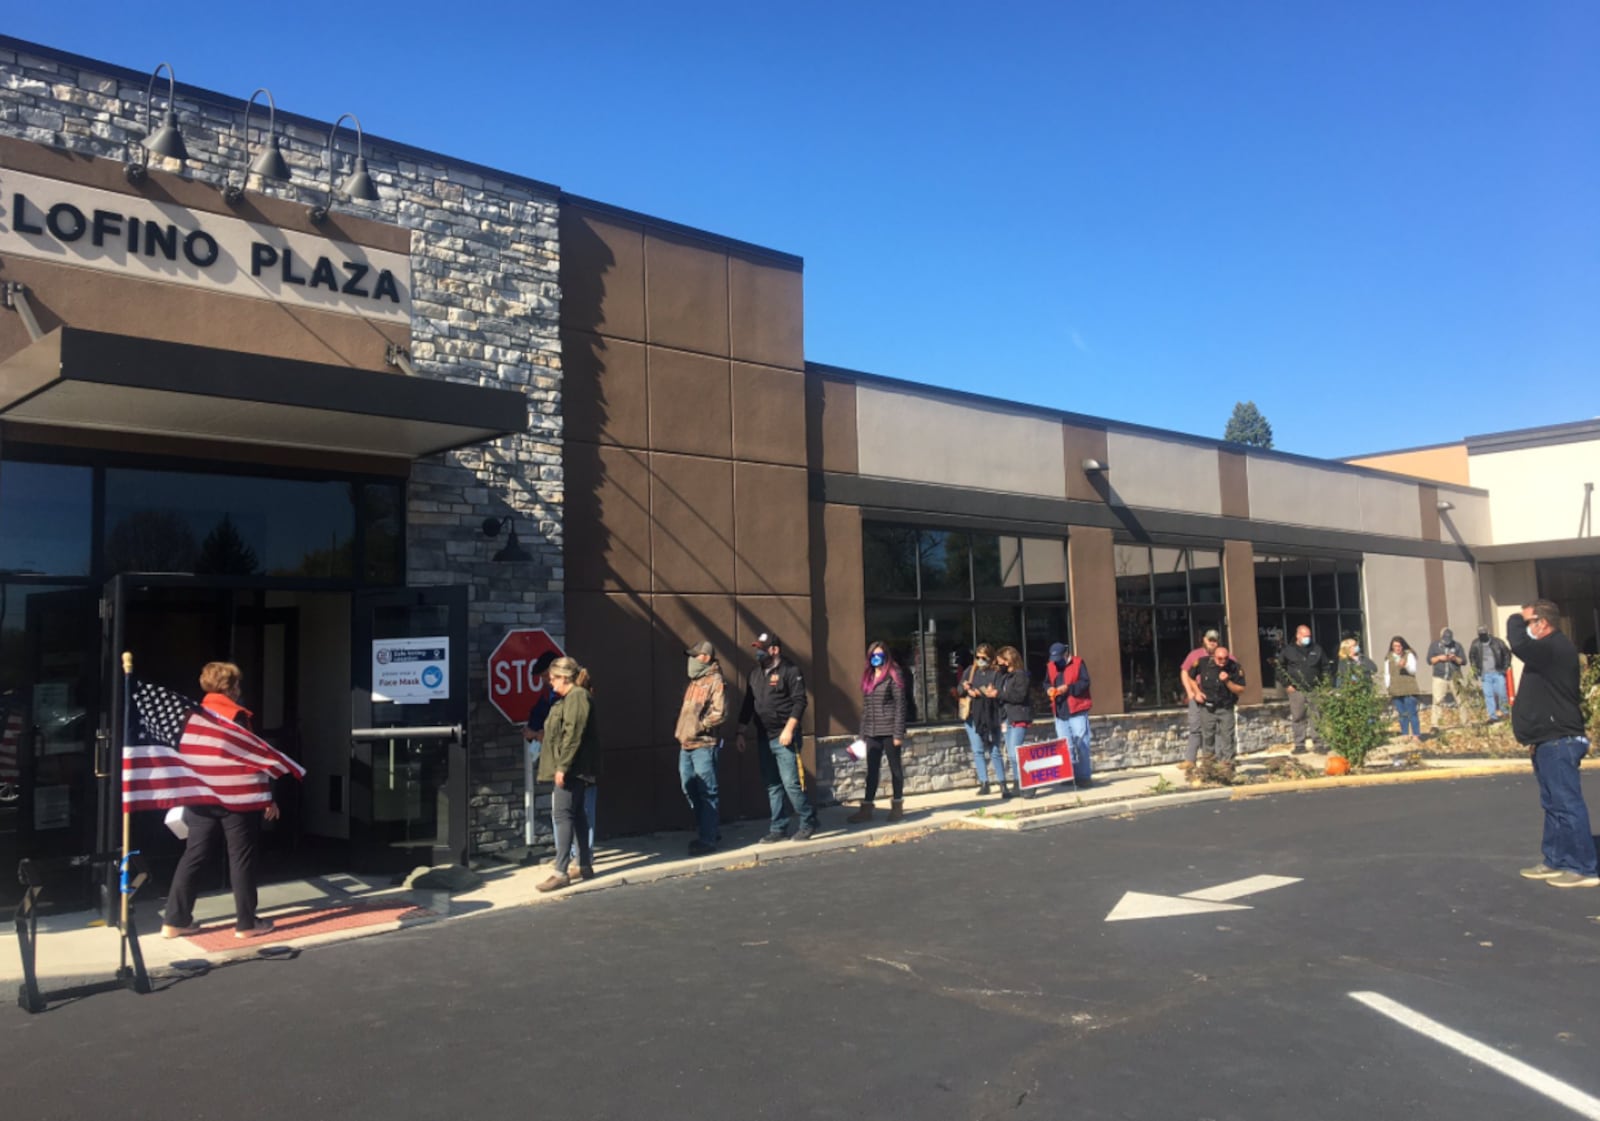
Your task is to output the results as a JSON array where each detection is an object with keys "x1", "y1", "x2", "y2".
[{"x1": 2, "y1": 752, "x2": 1528, "y2": 991}]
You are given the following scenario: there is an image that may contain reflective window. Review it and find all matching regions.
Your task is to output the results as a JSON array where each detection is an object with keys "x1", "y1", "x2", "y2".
[
  {"x1": 1254, "y1": 553, "x2": 1364, "y2": 694},
  {"x1": 362, "y1": 483, "x2": 404, "y2": 586},
  {"x1": 0, "y1": 462, "x2": 92, "y2": 577},
  {"x1": 105, "y1": 469, "x2": 356, "y2": 579},
  {"x1": 862, "y1": 521, "x2": 1069, "y2": 724},
  {"x1": 1116, "y1": 544, "x2": 1231, "y2": 710}
]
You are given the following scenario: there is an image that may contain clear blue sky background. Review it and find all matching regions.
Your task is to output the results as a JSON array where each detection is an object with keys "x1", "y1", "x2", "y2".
[{"x1": 10, "y1": 2, "x2": 1596, "y2": 457}]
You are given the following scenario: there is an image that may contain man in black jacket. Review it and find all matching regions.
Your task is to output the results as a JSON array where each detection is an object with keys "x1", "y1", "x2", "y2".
[
  {"x1": 1509, "y1": 601, "x2": 1596, "y2": 889},
  {"x1": 1188, "y1": 645, "x2": 1246, "y2": 783},
  {"x1": 736, "y1": 631, "x2": 819, "y2": 843},
  {"x1": 1279, "y1": 624, "x2": 1326, "y2": 754},
  {"x1": 1469, "y1": 624, "x2": 1512, "y2": 722}
]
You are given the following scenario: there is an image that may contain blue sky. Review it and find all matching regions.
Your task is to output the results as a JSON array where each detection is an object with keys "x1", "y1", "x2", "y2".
[{"x1": 10, "y1": 2, "x2": 1596, "y2": 457}]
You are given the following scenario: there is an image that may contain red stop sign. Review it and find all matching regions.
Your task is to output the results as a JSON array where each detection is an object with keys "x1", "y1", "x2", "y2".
[{"x1": 487, "y1": 628, "x2": 564, "y2": 725}]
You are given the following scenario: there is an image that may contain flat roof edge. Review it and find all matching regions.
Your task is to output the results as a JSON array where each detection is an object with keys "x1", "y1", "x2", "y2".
[{"x1": 560, "y1": 194, "x2": 803, "y2": 268}]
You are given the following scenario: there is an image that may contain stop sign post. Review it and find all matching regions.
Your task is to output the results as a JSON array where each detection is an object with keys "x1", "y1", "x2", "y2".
[{"x1": 487, "y1": 628, "x2": 564, "y2": 725}]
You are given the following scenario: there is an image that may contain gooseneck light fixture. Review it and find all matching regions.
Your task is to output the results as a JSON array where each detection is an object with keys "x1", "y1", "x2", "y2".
[
  {"x1": 124, "y1": 62, "x2": 189, "y2": 183},
  {"x1": 222, "y1": 87, "x2": 291, "y2": 204},
  {"x1": 309, "y1": 112, "x2": 380, "y2": 223},
  {"x1": 481, "y1": 516, "x2": 532, "y2": 563}
]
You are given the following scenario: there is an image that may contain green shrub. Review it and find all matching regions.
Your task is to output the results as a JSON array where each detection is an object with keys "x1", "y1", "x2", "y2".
[
  {"x1": 1311, "y1": 672, "x2": 1390, "y2": 769},
  {"x1": 1582, "y1": 654, "x2": 1600, "y2": 744}
]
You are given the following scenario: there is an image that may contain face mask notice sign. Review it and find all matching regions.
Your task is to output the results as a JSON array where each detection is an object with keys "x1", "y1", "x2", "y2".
[{"x1": 373, "y1": 636, "x2": 450, "y2": 704}]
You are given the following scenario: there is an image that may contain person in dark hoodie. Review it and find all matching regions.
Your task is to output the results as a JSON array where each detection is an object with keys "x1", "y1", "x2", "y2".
[
  {"x1": 992, "y1": 646, "x2": 1035, "y2": 797},
  {"x1": 1508, "y1": 600, "x2": 1597, "y2": 889},
  {"x1": 848, "y1": 640, "x2": 908, "y2": 824},
  {"x1": 736, "y1": 630, "x2": 819, "y2": 843}
]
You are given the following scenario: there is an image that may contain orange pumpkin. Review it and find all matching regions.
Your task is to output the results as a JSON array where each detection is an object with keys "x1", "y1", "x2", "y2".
[{"x1": 1326, "y1": 755, "x2": 1351, "y2": 776}]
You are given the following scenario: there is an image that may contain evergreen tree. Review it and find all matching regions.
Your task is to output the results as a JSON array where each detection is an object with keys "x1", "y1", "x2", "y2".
[
  {"x1": 196, "y1": 515, "x2": 260, "y2": 575},
  {"x1": 1224, "y1": 401, "x2": 1274, "y2": 448}
]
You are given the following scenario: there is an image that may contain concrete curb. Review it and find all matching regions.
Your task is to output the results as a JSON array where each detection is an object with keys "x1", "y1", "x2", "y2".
[
  {"x1": 962, "y1": 788, "x2": 1235, "y2": 830},
  {"x1": 1229, "y1": 760, "x2": 1527, "y2": 799}
]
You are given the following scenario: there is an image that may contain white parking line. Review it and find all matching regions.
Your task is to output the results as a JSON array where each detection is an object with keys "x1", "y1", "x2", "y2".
[{"x1": 1350, "y1": 991, "x2": 1600, "y2": 1120}]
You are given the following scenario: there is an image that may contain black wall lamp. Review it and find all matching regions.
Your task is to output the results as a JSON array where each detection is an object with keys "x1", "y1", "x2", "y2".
[
  {"x1": 482, "y1": 516, "x2": 531, "y2": 563},
  {"x1": 309, "y1": 112, "x2": 379, "y2": 223},
  {"x1": 124, "y1": 62, "x2": 188, "y2": 183},
  {"x1": 222, "y1": 88, "x2": 291, "y2": 204}
]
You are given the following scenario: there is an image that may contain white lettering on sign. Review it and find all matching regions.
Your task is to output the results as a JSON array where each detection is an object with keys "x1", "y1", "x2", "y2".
[{"x1": 0, "y1": 169, "x2": 410, "y2": 323}]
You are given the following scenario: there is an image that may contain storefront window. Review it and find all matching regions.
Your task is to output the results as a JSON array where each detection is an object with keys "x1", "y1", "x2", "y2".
[
  {"x1": 0, "y1": 462, "x2": 92, "y2": 577},
  {"x1": 362, "y1": 482, "x2": 405, "y2": 586},
  {"x1": 1116, "y1": 544, "x2": 1226, "y2": 710},
  {"x1": 1255, "y1": 553, "x2": 1364, "y2": 694},
  {"x1": 861, "y1": 522, "x2": 1069, "y2": 724},
  {"x1": 105, "y1": 469, "x2": 357, "y2": 579}
]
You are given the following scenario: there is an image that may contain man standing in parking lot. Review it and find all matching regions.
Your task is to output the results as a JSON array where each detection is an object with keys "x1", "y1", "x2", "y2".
[
  {"x1": 736, "y1": 630, "x2": 819, "y2": 843},
  {"x1": 1279, "y1": 624, "x2": 1326, "y2": 754},
  {"x1": 1509, "y1": 601, "x2": 1597, "y2": 889},
  {"x1": 1188, "y1": 644, "x2": 1247, "y2": 784}
]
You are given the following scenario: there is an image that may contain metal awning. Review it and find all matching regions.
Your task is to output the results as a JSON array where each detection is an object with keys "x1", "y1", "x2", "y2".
[{"x1": 0, "y1": 328, "x2": 527, "y2": 458}]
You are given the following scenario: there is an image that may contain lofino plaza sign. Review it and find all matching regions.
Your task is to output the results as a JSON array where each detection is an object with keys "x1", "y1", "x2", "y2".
[{"x1": 0, "y1": 169, "x2": 410, "y2": 324}]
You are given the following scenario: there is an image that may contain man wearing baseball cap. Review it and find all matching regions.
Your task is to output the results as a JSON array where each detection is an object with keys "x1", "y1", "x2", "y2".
[
  {"x1": 736, "y1": 631, "x2": 819, "y2": 842},
  {"x1": 1045, "y1": 641, "x2": 1094, "y2": 787},
  {"x1": 1178, "y1": 629, "x2": 1222, "y2": 774},
  {"x1": 676, "y1": 641, "x2": 727, "y2": 856}
]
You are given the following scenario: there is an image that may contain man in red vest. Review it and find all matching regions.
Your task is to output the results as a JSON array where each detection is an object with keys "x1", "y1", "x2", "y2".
[{"x1": 1046, "y1": 642, "x2": 1094, "y2": 788}]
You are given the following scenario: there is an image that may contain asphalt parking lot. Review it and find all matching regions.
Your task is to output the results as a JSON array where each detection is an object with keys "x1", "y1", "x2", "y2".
[{"x1": 5, "y1": 774, "x2": 1598, "y2": 1120}]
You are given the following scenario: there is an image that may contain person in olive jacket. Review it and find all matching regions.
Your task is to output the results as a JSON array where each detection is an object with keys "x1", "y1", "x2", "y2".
[
  {"x1": 536, "y1": 656, "x2": 600, "y2": 892},
  {"x1": 848, "y1": 640, "x2": 908, "y2": 825}
]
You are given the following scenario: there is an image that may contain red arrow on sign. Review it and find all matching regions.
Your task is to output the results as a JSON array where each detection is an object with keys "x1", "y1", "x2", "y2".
[{"x1": 487, "y1": 628, "x2": 564, "y2": 725}]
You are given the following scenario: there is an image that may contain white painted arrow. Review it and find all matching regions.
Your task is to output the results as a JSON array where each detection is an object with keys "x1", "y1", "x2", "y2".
[{"x1": 1105, "y1": 874, "x2": 1302, "y2": 922}]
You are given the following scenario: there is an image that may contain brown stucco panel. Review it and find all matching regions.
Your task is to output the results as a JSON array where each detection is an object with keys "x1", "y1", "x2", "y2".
[
  {"x1": 561, "y1": 329, "x2": 646, "y2": 448},
  {"x1": 644, "y1": 234, "x2": 729, "y2": 357},
  {"x1": 731, "y1": 363, "x2": 806, "y2": 467},
  {"x1": 564, "y1": 590, "x2": 655, "y2": 752},
  {"x1": 564, "y1": 442, "x2": 653, "y2": 592},
  {"x1": 1425, "y1": 558, "x2": 1447, "y2": 638},
  {"x1": 1222, "y1": 539, "x2": 1263, "y2": 705},
  {"x1": 1067, "y1": 526, "x2": 1123, "y2": 714},
  {"x1": 650, "y1": 452, "x2": 736, "y2": 594},
  {"x1": 1218, "y1": 449, "x2": 1250, "y2": 519},
  {"x1": 648, "y1": 348, "x2": 731, "y2": 459},
  {"x1": 811, "y1": 502, "x2": 866, "y2": 738},
  {"x1": 729, "y1": 255, "x2": 803, "y2": 371},
  {"x1": 1062, "y1": 423, "x2": 1110, "y2": 503},
  {"x1": 0, "y1": 257, "x2": 406, "y2": 370},
  {"x1": 560, "y1": 206, "x2": 645, "y2": 341},
  {"x1": 1418, "y1": 485, "x2": 1442, "y2": 542},
  {"x1": 804, "y1": 372, "x2": 859, "y2": 475},
  {"x1": 734, "y1": 461, "x2": 811, "y2": 596}
]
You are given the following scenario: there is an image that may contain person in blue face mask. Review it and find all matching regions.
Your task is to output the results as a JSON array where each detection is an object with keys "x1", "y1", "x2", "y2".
[
  {"x1": 849, "y1": 641, "x2": 908, "y2": 824},
  {"x1": 1278, "y1": 624, "x2": 1327, "y2": 753}
]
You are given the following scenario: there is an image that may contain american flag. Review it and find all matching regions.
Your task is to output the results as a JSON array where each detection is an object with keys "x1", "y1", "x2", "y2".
[
  {"x1": 0, "y1": 703, "x2": 21, "y2": 783},
  {"x1": 122, "y1": 680, "x2": 304, "y2": 812}
]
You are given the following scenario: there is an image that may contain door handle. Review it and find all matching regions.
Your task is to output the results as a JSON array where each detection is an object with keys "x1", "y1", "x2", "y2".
[{"x1": 94, "y1": 726, "x2": 111, "y2": 778}]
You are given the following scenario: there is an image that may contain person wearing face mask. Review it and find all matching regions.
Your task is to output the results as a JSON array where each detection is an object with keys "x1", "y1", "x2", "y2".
[
  {"x1": 1187, "y1": 644, "x2": 1246, "y2": 783},
  {"x1": 848, "y1": 641, "x2": 908, "y2": 824},
  {"x1": 1426, "y1": 626, "x2": 1466, "y2": 730},
  {"x1": 676, "y1": 641, "x2": 727, "y2": 856},
  {"x1": 1278, "y1": 624, "x2": 1327, "y2": 754},
  {"x1": 1334, "y1": 638, "x2": 1376, "y2": 687},
  {"x1": 1469, "y1": 624, "x2": 1512, "y2": 723},
  {"x1": 1045, "y1": 641, "x2": 1093, "y2": 788},
  {"x1": 1507, "y1": 600, "x2": 1597, "y2": 889},
  {"x1": 736, "y1": 630, "x2": 818, "y2": 843},
  {"x1": 959, "y1": 644, "x2": 1010, "y2": 797}
]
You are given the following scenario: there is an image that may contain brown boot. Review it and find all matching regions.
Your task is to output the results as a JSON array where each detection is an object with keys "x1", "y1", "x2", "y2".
[
  {"x1": 846, "y1": 801, "x2": 875, "y2": 824},
  {"x1": 886, "y1": 799, "x2": 905, "y2": 823}
]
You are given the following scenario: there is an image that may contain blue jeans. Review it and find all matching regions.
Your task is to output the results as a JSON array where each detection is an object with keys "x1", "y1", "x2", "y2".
[
  {"x1": 1532, "y1": 737, "x2": 1597, "y2": 876},
  {"x1": 964, "y1": 722, "x2": 1007, "y2": 787},
  {"x1": 1055, "y1": 714, "x2": 1092, "y2": 786},
  {"x1": 1481, "y1": 671, "x2": 1508, "y2": 721},
  {"x1": 1393, "y1": 695, "x2": 1420, "y2": 737},
  {"x1": 551, "y1": 783, "x2": 596, "y2": 858},
  {"x1": 679, "y1": 743, "x2": 721, "y2": 845},
  {"x1": 758, "y1": 737, "x2": 818, "y2": 834},
  {"x1": 1005, "y1": 722, "x2": 1029, "y2": 791}
]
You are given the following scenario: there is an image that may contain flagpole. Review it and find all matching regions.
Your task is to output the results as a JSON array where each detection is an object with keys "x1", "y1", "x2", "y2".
[{"x1": 120, "y1": 650, "x2": 132, "y2": 933}]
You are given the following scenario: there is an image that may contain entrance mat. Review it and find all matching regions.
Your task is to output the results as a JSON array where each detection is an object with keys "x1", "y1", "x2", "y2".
[{"x1": 181, "y1": 901, "x2": 433, "y2": 952}]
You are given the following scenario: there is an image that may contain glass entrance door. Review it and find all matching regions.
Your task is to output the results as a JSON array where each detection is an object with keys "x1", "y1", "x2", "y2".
[{"x1": 349, "y1": 586, "x2": 469, "y2": 873}]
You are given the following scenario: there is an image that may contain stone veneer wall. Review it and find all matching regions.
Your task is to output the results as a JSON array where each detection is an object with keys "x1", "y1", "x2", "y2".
[
  {"x1": 817, "y1": 704, "x2": 1293, "y2": 802},
  {"x1": 0, "y1": 43, "x2": 563, "y2": 854}
]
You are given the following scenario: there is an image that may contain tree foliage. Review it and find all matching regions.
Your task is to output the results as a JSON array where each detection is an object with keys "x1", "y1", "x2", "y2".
[
  {"x1": 1224, "y1": 401, "x2": 1275, "y2": 448},
  {"x1": 1311, "y1": 672, "x2": 1389, "y2": 768}
]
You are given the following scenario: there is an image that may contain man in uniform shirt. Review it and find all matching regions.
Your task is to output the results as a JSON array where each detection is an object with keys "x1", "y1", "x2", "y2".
[
  {"x1": 1178, "y1": 629, "x2": 1221, "y2": 774},
  {"x1": 1188, "y1": 644, "x2": 1247, "y2": 784}
]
